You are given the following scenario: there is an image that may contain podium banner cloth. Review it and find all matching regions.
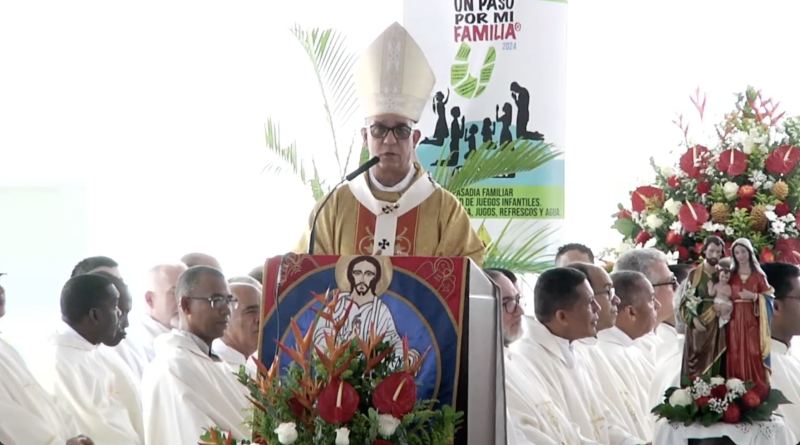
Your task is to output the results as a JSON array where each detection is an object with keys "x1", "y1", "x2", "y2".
[{"x1": 261, "y1": 254, "x2": 468, "y2": 408}]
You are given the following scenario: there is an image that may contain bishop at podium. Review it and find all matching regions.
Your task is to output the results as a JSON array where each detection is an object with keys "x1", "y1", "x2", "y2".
[{"x1": 294, "y1": 22, "x2": 484, "y2": 265}]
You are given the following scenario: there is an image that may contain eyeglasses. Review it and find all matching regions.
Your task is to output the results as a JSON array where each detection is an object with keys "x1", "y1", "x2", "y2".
[
  {"x1": 502, "y1": 295, "x2": 523, "y2": 314},
  {"x1": 653, "y1": 277, "x2": 679, "y2": 291},
  {"x1": 595, "y1": 287, "x2": 616, "y2": 299},
  {"x1": 369, "y1": 124, "x2": 413, "y2": 140},
  {"x1": 188, "y1": 295, "x2": 238, "y2": 310}
]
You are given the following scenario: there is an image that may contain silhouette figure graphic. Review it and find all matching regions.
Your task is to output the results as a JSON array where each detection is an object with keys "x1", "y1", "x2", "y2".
[
  {"x1": 464, "y1": 124, "x2": 479, "y2": 159},
  {"x1": 420, "y1": 89, "x2": 450, "y2": 146},
  {"x1": 481, "y1": 118, "x2": 496, "y2": 150},
  {"x1": 510, "y1": 82, "x2": 545, "y2": 141},
  {"x1": 431, "y1": 106, "x2": 465, "y2": 167},
  {"x1": 495, "y1": 103, "x2": 514, "y2": 147}
]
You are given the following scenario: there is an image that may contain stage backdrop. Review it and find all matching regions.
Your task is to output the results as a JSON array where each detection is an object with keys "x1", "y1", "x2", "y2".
[
  {"x1": 261, "y1": 254, "x2": 468, "y2": 409},
  {"x1": 403, "y1": 0, "x2": 567, "y2": 251}
]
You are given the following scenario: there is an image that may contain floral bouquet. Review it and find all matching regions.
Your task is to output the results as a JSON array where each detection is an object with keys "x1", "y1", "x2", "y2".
[
  {"x1": 612, "y1": 86, "x2": 800, "y2": 264},
  {"x1": 199, "y1": 290, "x2": 463, "y2": 445},
  {"x1": 652, "y1": 373, "x2": 790, "y2": 426}
]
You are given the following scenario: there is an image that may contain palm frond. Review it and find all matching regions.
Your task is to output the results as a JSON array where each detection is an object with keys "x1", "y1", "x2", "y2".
[
  {"x1": 261, "y1": 118, "x2": 300, "y2": 175},
  {"x1": 435, "y1": 140, "x2": 561, "y2": 191},
  {"x1": 483, "y1": 220, "x2": 557, "y2": 274},
  {"x1": 291, "y1": 24, "x2": 359, "y2": 180}
]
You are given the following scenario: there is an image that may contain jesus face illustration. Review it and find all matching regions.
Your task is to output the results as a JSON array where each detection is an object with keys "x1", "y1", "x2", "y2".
[{"x1": 347, "y1": 257, "x2": 382, "y2": 304}]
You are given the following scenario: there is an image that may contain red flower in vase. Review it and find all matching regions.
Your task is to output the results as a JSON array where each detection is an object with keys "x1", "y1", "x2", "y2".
[
  {"x1": 697, "y1": 181, "x2": 711, "y2": 196},
  {"x1": 317, "y1": 378, "x2": 360, "y2": 424},
  {"x1": 741, "y1": 390, "x2": 761, "y2": 409},
  {"x1": 710, "y1": 384, "x2": 727, "y2": 400},
  {"x1": 373, "y1": 372, "x2": 417, "y2": 418},
  {"x1": 722, "y1": 403, "x2": 741, "y2": 424},
  {"x1": 775, "y1": 202, "x2": 791, "y2": 217},
  {"x1": 374, "y1": 440, "x2": 394, "y2": 445},
  {"x1": 753, "y1": 382, "x2": 770, "y2": 400},
  {"x1": 696, "y1": 396, "x2": 710, "y2": 408}
]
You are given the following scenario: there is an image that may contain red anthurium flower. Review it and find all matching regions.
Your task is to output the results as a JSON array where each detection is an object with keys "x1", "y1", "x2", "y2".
[
  {"x1": 617, "y1": 209, "x2": 632, "y2": 219},
  {"x1": 694, "y1": 243, "x2": 704, "y2": 255},
  {"x1": 666, "y1": 231, "x2": 683, "y2": 246},
  {"x1": 735, "y1": 198, "x2": 753, "y2": 210},
  {"x1": 696, "y1": 181, "x2": 711, "y2": 196},
  {"x1": 635, "y1": 231, "x2": 652, "y2": 246},
  {"x1": 679, "y1": 145, "x2": 709, "y2": 179},
  {"x1": 766, "y1": 145, "x2": 800, "y2": 175},
  {"x1": 631, "y1": 186, "x2": 664, "y2": 213},
  {"x1": 775, "y1": 238, "x2": 800, "y2": 266},
  {"x1": 760, "y1": 247, "x2": 776, "y2": 263},
  {"x1": 373, "y1": 372, "x2": 417, "y2": 418},
  {"x1": 317, "y1": 379, "x2": 360, "y2": 424},
  {"x1": 677, "y1": 246, "x2": 690, "y2": 261},
  {"x1": 716, "y1": 149, "x2": 748, "y2": 177},
  {"x1": 775, "y1": 202, "x2": 791, "y2": 217},
  {"x1": 678, "y1": 202, "x2": 709, "y2": 233}
]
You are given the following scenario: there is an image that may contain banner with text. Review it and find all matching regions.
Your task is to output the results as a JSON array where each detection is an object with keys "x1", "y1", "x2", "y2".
[{"x1": 403, "y1": 0, "x2": 567, "y2": 247}]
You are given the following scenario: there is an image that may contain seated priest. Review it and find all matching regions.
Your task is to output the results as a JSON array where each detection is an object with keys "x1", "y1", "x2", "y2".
[
  {"x1": 126, "y1": 262, "x2": 188, "y2": 362},
  {"x1": 567, "y1": 263, "x2": 652, "y2": 441},
  {"x1": 484, "y1": 268, "x2": 584, "y2": 444},
  {"x1": 614, "y1": 248, "x2": 679, "y2": 363},
  {"x1": 140, "y1": 266, "x2": 249, "y2": 443},
  {"x1": 0, "y1": 279, "x2": 94, "y2": 445},
  {"x1": 212, "y1": 277, "x2": 262, "y2": 377},
  {"x1": 36, "y1": 274, "x2": 144, "y2": 445},
  {"x1": 510, "y1": 267, "x2": 652, "y2": 445},
  {"x1": 761, "y1": 261, "x2": 800, "y2": 439},
  {"x1": 293, "y1": 22, "x2": 483, "y2": 265},
  {"x1": 647, "y1": 289, "x2": 685, "y2": 422}
]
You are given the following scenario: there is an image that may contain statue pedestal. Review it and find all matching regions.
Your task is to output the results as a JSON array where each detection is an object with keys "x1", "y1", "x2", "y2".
[{"x1": 654, "y1": 417, "x2": 796, "y2": 445}]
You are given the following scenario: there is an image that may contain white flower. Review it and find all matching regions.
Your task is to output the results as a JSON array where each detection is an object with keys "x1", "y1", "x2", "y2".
[
  {"x1": 335, "y1": 427, "x2": 350, "y2": 445},
  {"x1": 616, "y1": 241, "x2": 633, "y2": 254},
  {"x1": 709, "y1": 398, "x2": 729, "y2": 414},
  {"x1": 710, "y1": 377, "x2": 725, "y2": 386},
  {"x1": 644, "y1": 237, "x2": 657, "y2": 248},
  {"x1": 669, "y1": 388, "x2": 693, "y2": 406},
  {"x1": 377, "y1": 414, "x2": 401, "y2": 437},
  {"x1": 645, "y1": 214, "x2": 664, "y2": 230},
  {"x1": 274, "y1": 422, "x2": 298, "y2": 445},
  {"x1": 692, "y1": 379, "x2": 711, "y2": 399},
  {"x1": 723, "y1": 181, "x2": 739, "y2": 200},
  {"x1": 765, "y1": 180, "x2": 776, "y2": 191},
  {"x1": 724, "y1": 226, "x2": 735, "y2": 236},
  {"x1": 665, "y1": 251, "x2": 679, "y2": 265},
  {"x1": 732, "y1": 131, "x2": 748, "y2": 144},
  {"x1": 766, "y1": 210, "x2": 778, "y2": 221},
  {"x1": 669, "y1": 220, "x2": 684, "y2": 234},
  {"x1": 771, "y1": 220, "x2": 787, "y2": 235},
  {"x1": 742, "y1": 136, "x2": 755, "y2": 154},
  {"x1": 663, "y1": 198, "x2": 682, "y2": 216},
  {"x1": 701, "y1": 221, "x2": 715, "y2": 232},
  {"x1": 726, "y1": 378, "x2": 746, "y2": 396},
  {"x1": 660, "y1": 166, "x2": 675, "y2": 177}
]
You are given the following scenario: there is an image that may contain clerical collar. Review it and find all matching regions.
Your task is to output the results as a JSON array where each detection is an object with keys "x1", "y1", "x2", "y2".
[
  {"x1": 369, "y1": 164, "x2": 416, "y2": 192},
  {"x1": 552, "y1": 334, "x2": 576, "y2": 368},
  {"x1": 56, "y1": 321, "x2": 98, "y2": 349}
]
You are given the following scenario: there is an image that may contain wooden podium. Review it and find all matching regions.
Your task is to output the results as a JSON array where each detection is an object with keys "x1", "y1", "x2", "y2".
[{"x1": 260, "y1": 254, "x2": 508, "y2": 445}]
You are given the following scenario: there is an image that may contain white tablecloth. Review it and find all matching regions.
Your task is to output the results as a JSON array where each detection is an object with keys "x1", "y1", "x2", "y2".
[{"x1": 654, "y1": 416, "x2": 797, "y2": 445}]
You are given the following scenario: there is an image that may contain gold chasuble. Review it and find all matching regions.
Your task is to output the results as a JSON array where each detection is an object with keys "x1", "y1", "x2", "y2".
[{"x1": 295, "y1": 164, "x2": 484, "y2": 266}]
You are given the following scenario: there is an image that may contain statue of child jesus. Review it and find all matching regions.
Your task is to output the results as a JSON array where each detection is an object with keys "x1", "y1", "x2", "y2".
[{"x1": 708, "y1": 269, "x2": 733, "y2": 327}]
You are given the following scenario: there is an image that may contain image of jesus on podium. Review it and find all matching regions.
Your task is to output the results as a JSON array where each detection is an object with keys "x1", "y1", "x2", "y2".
[{"x1": 313, "y1": 255, "x2": 421, "y2": 367}]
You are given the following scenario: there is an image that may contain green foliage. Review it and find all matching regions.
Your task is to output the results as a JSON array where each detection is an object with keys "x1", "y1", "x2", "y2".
[{"x1": 483, "y1": 219, "x2": 556, "y2": 274}]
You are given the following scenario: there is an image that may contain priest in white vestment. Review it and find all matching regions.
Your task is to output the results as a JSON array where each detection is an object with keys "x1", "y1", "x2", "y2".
[
  {"x1": 762, "y1": 262, "x2": 800, "y2": 439},
  {"x1": 566, "y1": 263, "x2": 653, "y2": 441},
  {"x1": 212, "y1": 279, "x2": 261, "y2": 377},
  {"x1": 119, "y1": 263, "x2": 188, "y2": 371},
  {"x1": 510, "y1": 267, "x2": 650, "y2": 445},
  {"x1": 614, "y1": 249, "x2": 679, "y2": 364},
  {"x1": 141, "y1": 265, "x2": 249, "y2": 443},
  {"x1": 484, "y1": 269, "x2": 585, "y2": 444},
  {"x1": 36, "y1": 274, "x2": 144, "y2": 445},
  {"x1": 0, "y1": 284, "x2": 94, "y2": 445}
]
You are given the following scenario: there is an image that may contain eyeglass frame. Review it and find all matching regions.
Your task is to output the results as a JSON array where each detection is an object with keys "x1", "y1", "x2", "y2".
[
  {"x1": 594, "y1": 287, "x2": 616, "y2": 299},
  {"x1": 187, "y1": 294, "x2": 239, "y2": 310},
  {"x1": 652, "y1": 276, "x2": 679, "y2": 291},
  {"x1": 368, "y1": 123, "x2": 414, "y2": 140},
  {"x1": 502, "y1": 294, "x2": 523, "y2": 314}
]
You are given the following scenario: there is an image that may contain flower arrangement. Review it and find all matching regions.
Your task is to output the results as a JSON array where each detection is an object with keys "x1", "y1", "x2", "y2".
[
  {"x1": 652, "y1": 373, "x2": 790, "y2": 426},
  {"x1": 199, "y1": 290, "x2": 463, "y2": 445},
  {"x1": 612, "y1": 87, "x2": 800, "y2": 264}
]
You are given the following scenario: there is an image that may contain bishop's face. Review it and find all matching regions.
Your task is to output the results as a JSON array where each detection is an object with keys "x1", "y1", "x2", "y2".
[
  {"x1": 351, "y1": 261, "x2": 377, "y2": 297},
  {"x1": 362, "y1": 114, "x2": 421, "y2": 186}
]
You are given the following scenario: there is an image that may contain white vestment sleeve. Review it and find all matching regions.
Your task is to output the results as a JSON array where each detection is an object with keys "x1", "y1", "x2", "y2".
[{"x1": 0, "y1": 399, "x2": 63, "y2": 445}]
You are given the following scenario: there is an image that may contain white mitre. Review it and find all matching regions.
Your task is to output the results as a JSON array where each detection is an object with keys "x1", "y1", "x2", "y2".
[{"x1": 355, "y1": 22, "x2": 436, "y2": 122}]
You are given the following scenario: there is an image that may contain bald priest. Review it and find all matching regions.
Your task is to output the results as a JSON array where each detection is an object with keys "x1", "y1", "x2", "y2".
[{"x1": 294, "y1": 22, "x2": 484, "y2": 265}]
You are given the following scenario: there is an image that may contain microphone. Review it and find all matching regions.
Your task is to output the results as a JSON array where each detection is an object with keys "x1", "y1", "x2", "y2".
[{"x1": 308, "y1": 156, "x2": 381, "y2": 254}]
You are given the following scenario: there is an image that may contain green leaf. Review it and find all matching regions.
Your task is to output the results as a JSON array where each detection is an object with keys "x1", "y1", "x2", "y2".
[
  {"x1": 434, "y1": 139, "x2": 561, "y2": 191},
  {"x1": 768, "y1": 388, "x2": 793, "y2": 405},
  {"x1": 483, "y1": 219, "x2": 556, "y2": 274},
  {"x1": 612, "y1": 218, "x2": 641, "y2": 239}
]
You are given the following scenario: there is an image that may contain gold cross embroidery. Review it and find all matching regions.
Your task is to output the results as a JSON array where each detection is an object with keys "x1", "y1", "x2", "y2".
[
  {"x1": 535, "y1": 401, "x2": 575, "y2": 445},
  {"x1": 589, "y1": 406, "x2": 606, "y2": 441},
  {"x1": 619, "y1": 389, "x2": 640, "y2": 423}
]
